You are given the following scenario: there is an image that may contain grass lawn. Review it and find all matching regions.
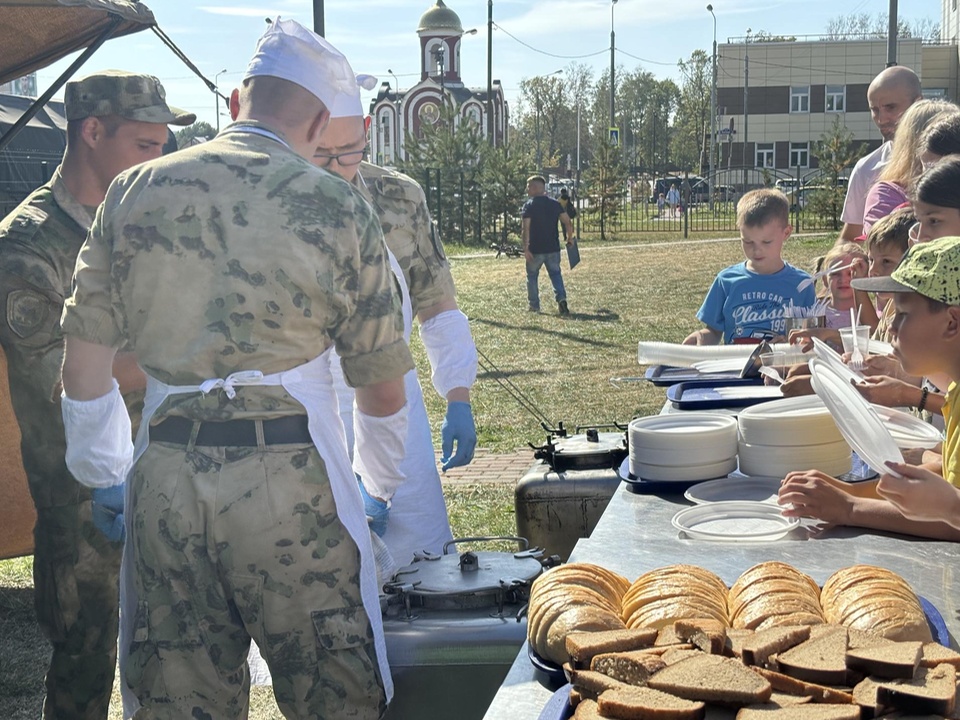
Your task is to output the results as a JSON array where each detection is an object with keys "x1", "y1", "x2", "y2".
[{"x1": 0, "y1": 231, "x2": 836, "y2": 719}]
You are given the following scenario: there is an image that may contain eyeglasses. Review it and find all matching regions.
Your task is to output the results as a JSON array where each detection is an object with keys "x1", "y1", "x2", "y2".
[
  {"x1": 908, "y1": 221, "x2": 922, "y2": 243},
  {"x1": 313, "y1": 148, "x2": 367, "y2": 167}
]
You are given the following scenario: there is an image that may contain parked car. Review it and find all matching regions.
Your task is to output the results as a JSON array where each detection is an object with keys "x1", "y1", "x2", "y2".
[
  {"x1": 787, "y1": 186, "x2": 828, "y2": 211},
  {"x1": 690, "y1": 180, "x2": 735, "y2": 203}
]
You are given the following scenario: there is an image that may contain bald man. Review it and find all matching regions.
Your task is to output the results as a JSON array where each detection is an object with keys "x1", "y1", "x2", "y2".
[{"x1": 838, "y1": 66, "x2": 922, "y2": 243}]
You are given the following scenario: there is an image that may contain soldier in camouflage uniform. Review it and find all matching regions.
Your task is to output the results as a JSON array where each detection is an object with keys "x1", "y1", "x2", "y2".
[
  {"x1": 0, "y1": 71, "x2": 193, "y2": 719},
  {"x1": 305, "y1": 84, "x2": 479, "y2": 566},
  {"x1": 59, "y1": 21, "x2": 412, "y2": 720}
]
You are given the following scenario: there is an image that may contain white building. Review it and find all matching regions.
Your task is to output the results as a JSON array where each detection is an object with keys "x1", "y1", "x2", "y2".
[{"x1": 368, "y1": 0, "x2": 507, "y2": 165}]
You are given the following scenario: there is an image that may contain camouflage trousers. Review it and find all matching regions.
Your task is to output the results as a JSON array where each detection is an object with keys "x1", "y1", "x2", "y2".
[
  {"x1": 31, "y1": 493, "x2": 122, "y2": 720},
  {"x1": 126, "y1": 440, "x2": 385, "y2": 720}
]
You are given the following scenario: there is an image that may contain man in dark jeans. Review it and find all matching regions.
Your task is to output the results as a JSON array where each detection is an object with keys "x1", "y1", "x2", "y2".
[{"x1": 522, "y1": 175, "x2": 575, "y2": 315}]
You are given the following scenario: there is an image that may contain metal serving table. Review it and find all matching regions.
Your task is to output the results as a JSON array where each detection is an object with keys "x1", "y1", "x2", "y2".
[{"x1": 481, "y1": 481, "x2": 960, "y2": 720}]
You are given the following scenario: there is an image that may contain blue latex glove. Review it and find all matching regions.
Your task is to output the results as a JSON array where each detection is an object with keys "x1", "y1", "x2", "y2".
[
  {"x1": 441, "y1": 401, "x2": 477, "y2": 471},
  {"x1": 91, "y1": 484, "x2": 125, "y2": 542},
  {"x1": 358, "y1": 480, "x2": 390, "y2": 537}
]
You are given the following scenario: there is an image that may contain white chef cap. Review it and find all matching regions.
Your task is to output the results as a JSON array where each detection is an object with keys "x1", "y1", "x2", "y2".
[{"x1": 243, "y1": 18, "x2": 359, "y2": 115}]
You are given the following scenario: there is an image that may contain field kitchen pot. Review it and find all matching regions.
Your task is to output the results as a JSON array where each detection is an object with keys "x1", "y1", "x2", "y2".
[
  {"x1": 515, "y1": 423, "x2": 628, "y2": 561},
  {"x1": 382, "y1": 537, "x2": 550, "y2": 720}
]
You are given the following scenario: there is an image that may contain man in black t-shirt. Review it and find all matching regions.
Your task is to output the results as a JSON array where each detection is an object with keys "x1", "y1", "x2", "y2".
[{"x1": 521, "y1": 175, "x2": 575, "y2": 315}]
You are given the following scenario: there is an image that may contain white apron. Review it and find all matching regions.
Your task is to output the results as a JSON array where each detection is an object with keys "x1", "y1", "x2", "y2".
[
  {"x1": 120, "y1": 349, "x2": 393, "y2": 717},
  {"x1": 331, "y1": 249, "x2": 454, "y2": 566}
]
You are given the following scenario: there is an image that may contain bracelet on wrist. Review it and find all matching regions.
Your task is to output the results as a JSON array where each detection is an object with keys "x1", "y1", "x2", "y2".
[{"x1": 917, "y1": 386, "x2": 930, "y2": 413}]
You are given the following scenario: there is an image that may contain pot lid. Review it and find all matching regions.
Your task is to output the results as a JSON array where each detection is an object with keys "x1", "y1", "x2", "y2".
[
  {"x1": 532, "y1": 424, "x2": 628, "y2": 472},
  {"x1": 388, "y1": 547, "x2": 544, "y2": 598}
]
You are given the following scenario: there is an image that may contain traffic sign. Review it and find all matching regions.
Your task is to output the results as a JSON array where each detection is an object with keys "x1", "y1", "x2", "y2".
[{"x1": 609, "y1": 127, "x2": 620, "y2": 146}]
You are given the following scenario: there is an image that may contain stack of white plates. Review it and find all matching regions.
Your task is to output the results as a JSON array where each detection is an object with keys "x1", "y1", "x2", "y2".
[
  {"x1": 737, "y1": 396, "x2": 852, "y2": 477},
  {"x1": 628, "y1": 414, "x2": 739, "y2": 482}
]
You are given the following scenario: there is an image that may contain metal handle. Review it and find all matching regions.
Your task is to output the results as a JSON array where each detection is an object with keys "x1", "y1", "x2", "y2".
[{"x1": 442, "y1": 536, "x2": 529, "y2": 554}]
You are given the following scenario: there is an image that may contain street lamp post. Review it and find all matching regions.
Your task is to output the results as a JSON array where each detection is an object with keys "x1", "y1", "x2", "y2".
[
  {"x1": 707, "y1": 5, "x2": 717, "y2": 212},
  {"x1": 388, "y1": 69, "x2": 401, "y2": 163},
  {"x1": 743, "y1": 28, "x2": 750, "y2": 191},
  {"x1": 214, "y1": 68, "x2": 228, "y2": 133},
  {"x1": 487, "y1": 0, "x2": 495, "y2": 145},
  {"x1": 610, "y1": 0, "x2": 618, "y2": 133}
]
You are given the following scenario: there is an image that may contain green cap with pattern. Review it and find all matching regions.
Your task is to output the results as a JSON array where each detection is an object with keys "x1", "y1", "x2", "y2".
[
  {"x1": 64, "y1": 70, "x2": 196, "y2": 126},
  {"x1": 852, "y1": 236, "x2": 960, "y2": 305}
]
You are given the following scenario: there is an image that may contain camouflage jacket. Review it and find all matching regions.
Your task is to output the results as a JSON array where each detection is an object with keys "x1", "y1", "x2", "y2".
[
  {"x1": 357, "y1": 163, "x2": 455, "y2": 318},
  {"x1": 0, "y1": 169, "x2": 93, "y2": 502},
  {"x1": 62, "y1": 123, "x2": 412, "y2": 421}
]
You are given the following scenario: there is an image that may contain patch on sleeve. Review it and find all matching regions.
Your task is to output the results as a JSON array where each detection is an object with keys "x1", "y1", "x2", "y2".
[
  {"x1": 428, "y1": 220, "x2": 447, "y2": 261},
  {"x1": 6, "y1": 289, "x2": 50, "y2": 339}
]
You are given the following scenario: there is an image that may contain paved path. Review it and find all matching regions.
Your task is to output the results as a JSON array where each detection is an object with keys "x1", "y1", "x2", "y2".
[{"x1": 436, "y1": 448, "x2": 535, "y2": 485}]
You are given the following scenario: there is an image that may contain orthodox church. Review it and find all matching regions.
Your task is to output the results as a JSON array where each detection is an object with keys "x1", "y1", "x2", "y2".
[{"x1": 368, "y1": 0, "x2": 508, "y2": 165}]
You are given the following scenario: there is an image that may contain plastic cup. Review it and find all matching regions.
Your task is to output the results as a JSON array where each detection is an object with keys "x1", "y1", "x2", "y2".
[
  {"x1": 838, "y1": 325, "x2": 871, "y2": 356},
  {"x1": 760, "y1": 351, "x2": 786, "y2": 385}
]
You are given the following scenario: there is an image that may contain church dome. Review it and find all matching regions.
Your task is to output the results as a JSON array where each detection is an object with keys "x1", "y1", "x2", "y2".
[{"x1": 417, "y1": 1, "x2": 463, "y2": 33}]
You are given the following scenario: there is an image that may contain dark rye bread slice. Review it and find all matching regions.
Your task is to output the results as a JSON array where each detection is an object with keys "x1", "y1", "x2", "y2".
[
  {"x1": 597, "y1": 686, "x2": 706, "y2": 720},
  {"x1": 851, "y1": 675, "x2": 889, "y2": 719},
  {"x1": 921, "y1": 641, "x2": 960, "y2": 668},
  {"x1": 674, "y1": 618, "x2": 727, "y2": 654},
  {"x1": 876, "y1": 663, "x2": 957, "y2": 716},
  {"x1": 726, "y1": 628, "x2": 756, "y2": 658},
  {"x1": 742, "y1": 625, "x2": 812, "y2": 668},
  {"x1": 567, "y1": 629, "x2": 660, "y2": 666},
  {"x1": 776, "y1": 626, "x2": 849, "y2": 685},
  {"x1": 734, "y1": 705, "x2": 861, "y2": 720},
  {"x1": 749, "y1": 691, "x2": 813, "y2": 708},
  {"x1": 571, "y1": 668, "x2": 631, "y2": 700},
  {"x1": 572, "y1": 698, "x2": 601, "y2": 719},
  {"x1": 844, "y1": 640, "x2": 922, "y2": 679},
  {"x1": 591, "y1": 650, "x2": 667, "y2": 685},
  {"x1": 646, "y1": 653, "x2": 772, "y2": 705},
  {"x1": 750, "y1": 667, "x2": 854, "y2": 704}
]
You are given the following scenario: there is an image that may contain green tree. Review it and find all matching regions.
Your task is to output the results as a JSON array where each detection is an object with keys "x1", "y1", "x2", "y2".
[
  {"x1": 674, "y1": 50, "x2": 712, "y2": 173},
  {"x1": 174, "y1": 120, "x2": 216, "y2": 148},
  {"x1": 582, "y1": 139, "x2": 627, "y2": 240},
  {"x1": 400, "y1": 100, "x2": 486, "y2": 246},
  {"x1": 514, "y1": 73, "x2": 573, "y2": 174},
  {"x1": 479, "y1": 143, "x2": 530, "y2": 249},
  {"x1": 811, "y1": 116, "x2": 863, "y2": 230}
]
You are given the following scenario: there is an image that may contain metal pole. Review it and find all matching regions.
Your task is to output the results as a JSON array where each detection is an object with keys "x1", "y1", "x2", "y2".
[
  {"x1": 707, "y1": 5, "x2": 717, "y2": 212},
  {"x1": 388, "y1": 69, "x2": 401, "y2": 162},
  {"x1": 610, "y1": 0, "x2": 618, "y2": 131},
  {"x1": 535, "y1": 100, "x2": 542, "y2": 173},
  {"x1": 886, "y1": 0, "x2": 899, "y2": 66},
  {"x1": 487, "y1": 0, "x2": 495, "y2": 145},
  {"x1": 313, "y1": 0, "x2": 324, "y2": 36},
  {"x1": 742, "y1": 30, "x2": 750, "y2": 191},
  {"x1": 214, "y1": 68, "x2": 228, "y2": 133},
  {"x1": 576, "y1": 102, "x2": 581, "y2": 238}
]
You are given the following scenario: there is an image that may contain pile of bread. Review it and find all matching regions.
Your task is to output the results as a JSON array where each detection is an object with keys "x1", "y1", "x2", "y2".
[{"x1": 527, "y1": 562, "x2": 959, "y2": 719}]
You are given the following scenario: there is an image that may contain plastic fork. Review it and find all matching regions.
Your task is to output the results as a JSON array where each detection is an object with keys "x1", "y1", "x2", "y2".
[
  {"x1": 796, "y1": 261, "x2": 858, "y2": 292},
  {"x1": 849, "y1": 307, "x2": 865, "y2": 372},
  {"x1": 759, "y1": 366, "x2": 785, "y2": 385}
]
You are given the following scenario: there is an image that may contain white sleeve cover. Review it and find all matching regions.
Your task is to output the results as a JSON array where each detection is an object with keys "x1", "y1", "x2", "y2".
[
  {"x1": 419, "y1": 309, "x2": 478, "y2": 399},
  {"x1": 353, "y1": 401, "x2": 410, "y2": 501},
  {"x1": 61, "y1": 379, "x2": 133, "y2": 488}
]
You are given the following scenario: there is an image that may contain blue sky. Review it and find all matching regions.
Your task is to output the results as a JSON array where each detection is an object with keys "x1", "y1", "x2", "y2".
[{"x1": 36, "y1": 0, "x2": 938, "y2": 128}]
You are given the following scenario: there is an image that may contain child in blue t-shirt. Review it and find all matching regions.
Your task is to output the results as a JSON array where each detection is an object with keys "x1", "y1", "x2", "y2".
[{"x1": 683, "y1": 189, "x2": 816, "y2": 345}]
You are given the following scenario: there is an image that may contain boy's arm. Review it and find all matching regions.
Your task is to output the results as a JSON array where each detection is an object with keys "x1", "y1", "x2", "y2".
[{"x1": 683, "y1": 327, "x2": 722, "y2": 346}]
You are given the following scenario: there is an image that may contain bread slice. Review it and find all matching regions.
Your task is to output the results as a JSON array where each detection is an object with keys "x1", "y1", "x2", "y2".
[
  {"x1": 647, "y1": 654, "x2": 772, "y2": 705},
  {"x1": 567, "y1": 629, "x2": 660, "y2": 665},
  {"x1": 596, "y1": 685, "x2": 706, "y2": 720},
  {"x1": 570, "y1": 668, "x2": 631, "y2": 700},
  {"x1": 776, "y1": 626, "x2": 849, "y2": 685},
  {"x1": 851, "y1": 676, "x2": 889, "y2": 720},
  {"x1": 750, "y1": 667, "x2": 854, "y2": 705},
  {"x1": 876, "y1": 664, "x2": 957, "y2": 716},
  {"x1": 741, "y1": 625, "x2": 812, "y2": 668},
  {"x1": 920, "y1": 641, "x2": 960, "y2": 668},
  {"x1": 734, "y1": 705, "x2": 860, "y2": 720},
  {"x1": 758, "y1": 691, "x2": 813, "y2": 708},
  {"x1": 726, "y1": 628, "x2": 756, "y2": 658},
  {"x1": 591, "y1": 650, "x2": 667, "y2": 685},
  {"x1": 674, "y1": 618, "x2": 727, "y2": 654},
  {"x1": 659, "y1": 648, "x2": 704, "y2": 666},
  {"x1": 572, "y1": 698, "x2": 601, "y2": 719},
  {"x1": 845, "y1": 640, "x2": 922, "y2": 679}
]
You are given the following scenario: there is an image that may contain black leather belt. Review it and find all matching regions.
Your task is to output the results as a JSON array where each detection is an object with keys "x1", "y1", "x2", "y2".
[{"x1": 150, "y1": 415, "x2": 312, "y2": 447}]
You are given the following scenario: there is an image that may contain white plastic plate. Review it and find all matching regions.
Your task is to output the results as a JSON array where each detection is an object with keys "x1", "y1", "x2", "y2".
[
  {"x1": 872, "y1": 404, "x2": 944, "y2": 449},
  {"x1": 809, "y1": 358, "x2": 904, "y2": 476},
  {"x1": 811, "y1": 337, "x2": 864, "y2": 383},
  {"x1": 683, "y1": 476, "x2": 782, "y2": 505},
  {"x1": 671, "y1": 501, "x2": 799, "y2": 541}
]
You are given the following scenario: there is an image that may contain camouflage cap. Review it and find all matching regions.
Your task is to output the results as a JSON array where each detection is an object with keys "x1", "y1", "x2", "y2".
[
  {"x1": 64, "y1": 70, "x2": 196, "y2": 126},
  {"x1": 852, "y1": 236, "x2": 960, "y2": 305}
]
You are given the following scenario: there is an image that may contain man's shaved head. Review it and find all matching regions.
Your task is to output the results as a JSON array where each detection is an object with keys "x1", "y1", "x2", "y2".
[{"x1": 867, "y1": 66, "x2": 922, "y2": 141}]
